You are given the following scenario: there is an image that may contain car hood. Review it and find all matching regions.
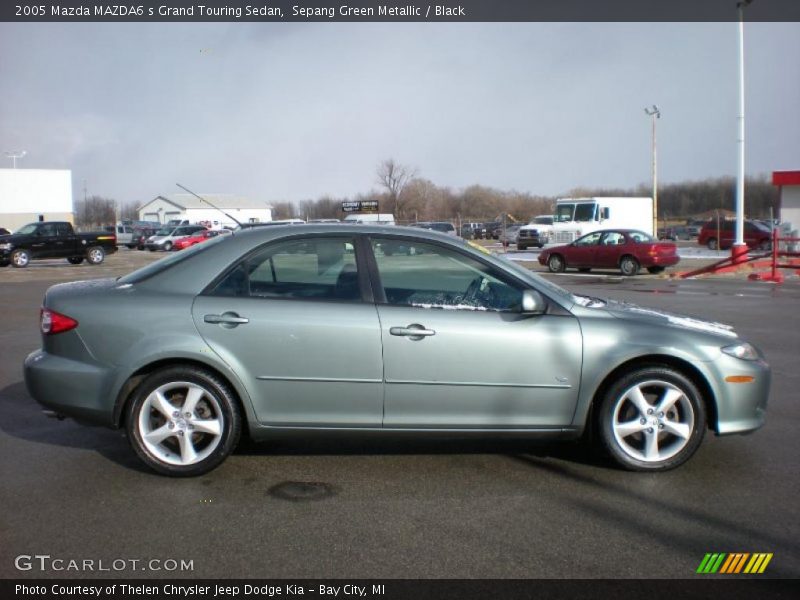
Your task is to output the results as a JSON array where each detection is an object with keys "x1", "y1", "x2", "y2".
[{"x1": 577, "y1": 295, "x2": 738, "y2": 339}]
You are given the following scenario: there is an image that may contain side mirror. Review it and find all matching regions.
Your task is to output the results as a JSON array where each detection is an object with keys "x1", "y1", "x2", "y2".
[
  {"x1": 601, "y1": 207, "x2": 610, "y2": 220},
  {"x1": 521, "y1": 289, "x2": 546, "y2": 314}
]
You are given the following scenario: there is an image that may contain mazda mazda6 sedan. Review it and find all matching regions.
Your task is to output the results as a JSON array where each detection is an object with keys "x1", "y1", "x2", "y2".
[{"x1": 24, "y1": 225, "x2": 769, "y2": 476}]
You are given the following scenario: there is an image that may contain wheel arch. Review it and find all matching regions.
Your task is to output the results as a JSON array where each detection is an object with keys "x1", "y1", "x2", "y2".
[
  {"x1": 112, "y1": 358, "x2": 252, "y2": 434},
  {"x1": 587, "y1": 355, "x2": 719, "y2": 433}
]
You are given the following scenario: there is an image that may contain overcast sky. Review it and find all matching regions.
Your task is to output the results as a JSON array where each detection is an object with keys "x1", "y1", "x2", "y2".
[{"x1": 1, "y1": 21, "x2": 798, "y2": 206}]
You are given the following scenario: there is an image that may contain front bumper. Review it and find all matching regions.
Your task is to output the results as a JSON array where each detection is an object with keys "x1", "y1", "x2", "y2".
[{"x1": 710, "y1": 354, "x2": 770, "y2": 435}]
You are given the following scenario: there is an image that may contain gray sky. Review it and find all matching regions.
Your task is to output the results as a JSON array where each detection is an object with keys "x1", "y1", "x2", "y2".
[{"x1": 1, "y1": 22, "x2": 798, "y2": 206}]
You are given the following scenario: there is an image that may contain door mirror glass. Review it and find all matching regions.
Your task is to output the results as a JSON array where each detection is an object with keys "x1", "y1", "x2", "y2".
[{"x1": 521, "y1": 289, "x2": 546, "y2": 314}]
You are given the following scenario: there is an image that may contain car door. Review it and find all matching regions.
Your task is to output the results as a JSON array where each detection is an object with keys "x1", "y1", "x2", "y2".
[
  {"x1": 596, "y1": 231, "x2": 626, "y2": 268},
  {"x1": 369, "y1": 237, "x2": 583, "y2": 429},
  {"x1": 567, "y1": 231, "x2": 603, "y2": 268},
  {"x1": 30, "y1": 223, "x2": 60, "y2": 258},
  {"x1": 192, "y1": 235, "x2": 384, "y2": 427}
]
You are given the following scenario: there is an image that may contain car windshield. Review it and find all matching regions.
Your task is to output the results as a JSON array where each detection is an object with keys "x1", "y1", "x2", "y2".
[
  {"x1": 500, "y1": 257, "x2": 576, "y2": 303},
  {"x1": 118, "y1": 234, "x2": 229, "y2": 284},
  {"x1": 155, "y1": 227, "x2": 173, "y2": 236},
  {"x1": 15, "y1": 224, "x2": 38, "y2": 235}
]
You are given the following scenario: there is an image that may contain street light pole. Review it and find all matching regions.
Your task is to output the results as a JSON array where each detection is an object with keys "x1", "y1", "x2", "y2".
[
  {"x1": 4, "y1": 150, "x2": 26, "y2": 168},
  {"x1": 645, "y1": 105, "x2": 660, "y2": 237},
  {"x1": 733, "y1": 0, "x2": 753, "y2": 262}
]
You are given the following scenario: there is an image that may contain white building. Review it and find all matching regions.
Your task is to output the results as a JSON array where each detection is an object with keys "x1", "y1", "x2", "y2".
[
  {"x1": 0, "y1": 169, "x2": 73, "y2": 231},
  {"x1": 137, "y1": 194, "x2": 273, "y2": 228}
]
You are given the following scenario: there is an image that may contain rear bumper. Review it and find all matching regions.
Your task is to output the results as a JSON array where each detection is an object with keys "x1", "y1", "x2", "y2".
[{"x1": 24, "y1": 349, "x2": 116, "y2": 427}]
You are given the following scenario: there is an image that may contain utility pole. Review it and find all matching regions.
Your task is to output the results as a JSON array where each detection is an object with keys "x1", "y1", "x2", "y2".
[
  {"x1": 4, "y1": 150, "x2": 26, "y2": 168},
  {"x1": 732, "y1": 0, "x2": 753, "y2": 262},
  {"x1": 644, "y1": 105, "x2": 660, "y2": 237}
]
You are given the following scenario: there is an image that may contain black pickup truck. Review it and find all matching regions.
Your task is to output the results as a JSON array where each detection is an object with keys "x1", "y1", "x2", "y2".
[{"x1": 0, "y1": 221, "x2": 117, "y2": 268}]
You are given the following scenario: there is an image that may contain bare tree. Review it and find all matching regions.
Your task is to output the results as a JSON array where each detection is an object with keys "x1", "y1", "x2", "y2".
[
  {"x1": 376, "y1": 159, "x2": 417, "y2": 217},
  {"x1": 75, "y1": 195, "x2": 116, "y2": 229}
]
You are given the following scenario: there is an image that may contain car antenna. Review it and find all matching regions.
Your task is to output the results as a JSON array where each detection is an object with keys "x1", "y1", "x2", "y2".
[{"x1": 175, "y1": 183, "x2": 243, "y2": 232}]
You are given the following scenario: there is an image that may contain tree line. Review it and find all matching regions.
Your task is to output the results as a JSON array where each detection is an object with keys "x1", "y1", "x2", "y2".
[
  {"x1": 272, "y1": 160, "x2": 780, "y2": 225},
  {"x1": 75, "y1": 159, "x2": 780, "y2": 229}
]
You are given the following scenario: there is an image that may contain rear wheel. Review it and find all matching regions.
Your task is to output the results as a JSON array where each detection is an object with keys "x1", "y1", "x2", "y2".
[
  {"x1": 547, "y1": 254, "x2": 566, "y2": 273},
  {"x1": 86, "y1": 246, "x2": 105, "y2": 265},
  {"x1": 707, "y1": 238, "x2": 718, "y2": 250},
  {"x1": 619, "y1": 255, "x2": 640, "y2": 276},
  {"x1": 597, "y1": 366, "x2": 706, "y2": 471},
  {"x1": 125, "y1": 366, "x2": 241, "y2": 477}
]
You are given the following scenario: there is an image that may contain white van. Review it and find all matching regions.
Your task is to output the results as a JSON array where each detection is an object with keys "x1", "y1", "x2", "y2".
[{"x1": 343, "y1": 213, "x2": 396, "y2": 225}]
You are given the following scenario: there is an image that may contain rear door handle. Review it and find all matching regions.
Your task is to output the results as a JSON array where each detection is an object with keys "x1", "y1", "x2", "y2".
[
  {"x1": 390, "y1": 324, "x2": 436, "y2": 340},
  {"x1": 204, "y1": 312, "x2": 249, "y2": 327}
]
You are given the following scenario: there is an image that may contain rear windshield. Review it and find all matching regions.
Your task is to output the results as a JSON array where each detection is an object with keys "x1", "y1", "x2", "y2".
[{"x1": 118, "y1": 234, "x2": 229, "y2": 284}]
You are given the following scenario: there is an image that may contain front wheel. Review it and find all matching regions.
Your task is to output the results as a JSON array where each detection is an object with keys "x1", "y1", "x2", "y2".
[
  {"x1": 163, "y1": 241, "x2": 173, "y2": 251},
  {"x1": 125, "y1": 366, "x2": 242, "y2": 477},
  {"x1": 619, "y1": 256, "x2": 640, "y2": 276},
  {"x1": 11, "y1": 249, "x2": 31, "y2": 268},
  {"x1": 547, "y1": 254, "x2": 565, "y2": 273},
  {"x1": 86, "y1": 246, "x2": 105, "y2": 265},
  {"x1": 597, "y1": 366, "x2": 706, "y2": 471},
  {"x1": 707, "y1": 238, "x2": 718, "y2": 250}
]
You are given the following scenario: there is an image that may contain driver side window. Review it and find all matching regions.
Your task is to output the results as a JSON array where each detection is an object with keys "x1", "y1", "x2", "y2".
[{"x1": 371, "y1": 239, "x2": 522, "y2": 311}]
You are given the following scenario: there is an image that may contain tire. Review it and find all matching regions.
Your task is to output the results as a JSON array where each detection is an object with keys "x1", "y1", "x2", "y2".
[
  {"x1": 67, "y1": 257, "x2": 84, "y2": 265},
  {"x1": 547, "y1": 254, "x2": 566, "y2": 273},
  {"x1": 11, "y1": 249, "x2": 31, "y2": 268},
  {"x1": 647, "y1": 266, "x2": 665, "y2": 274},
  {"x1": 125, "y1": 366, "x2": 242, "y2": 477},
  {"x1": 758, "y1": 240, "x2": 771, "y2": 251},
  {"x1": 619, "y1": 255, "x2": 640, "y2": 276},
  {"x1": 597, "y1": 366, "x2": 706, "y2": 471},
  {"x1": 164, "y1": 241, "x2": 173, "y2": 251},
  {"x1": 86, "y1": 246, "x2": 105, "y2": 265},
  {"x1": 707, "y1": 238, "x2": 718, "y2": 251}
]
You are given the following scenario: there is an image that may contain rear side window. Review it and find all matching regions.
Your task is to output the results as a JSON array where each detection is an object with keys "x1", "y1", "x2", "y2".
[{"x1": 210, "y1": 237, "x2": 361, "y2": 302}]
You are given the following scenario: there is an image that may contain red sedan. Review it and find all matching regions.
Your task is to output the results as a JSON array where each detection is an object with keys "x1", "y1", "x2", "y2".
[
  {"x1": 172, "y1": 229, "x2": 226, "y2": 250},
  {"x1": 538, "y1": 229, "x2": 680, "y2": 276}
]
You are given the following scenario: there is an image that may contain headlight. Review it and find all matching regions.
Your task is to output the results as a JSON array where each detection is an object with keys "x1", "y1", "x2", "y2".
[
  {"x1": 0, "y1": 242, "x2": 11, "y2": 251},
  {"x1": 722, "y1": 343, "x2": 760, "y2": 361}
]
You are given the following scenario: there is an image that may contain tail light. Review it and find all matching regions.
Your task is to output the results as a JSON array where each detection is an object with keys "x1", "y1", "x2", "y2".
[{"x1": 40, "y1": 308, "x2": 78, "y2": 335}]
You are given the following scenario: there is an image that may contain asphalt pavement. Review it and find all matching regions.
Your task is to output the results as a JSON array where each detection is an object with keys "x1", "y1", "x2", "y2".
[{"x1": 1, "y1": 250, "x2": 798, "y2": 579}]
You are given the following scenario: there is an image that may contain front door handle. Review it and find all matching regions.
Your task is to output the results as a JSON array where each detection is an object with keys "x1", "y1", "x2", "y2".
[
  {"x1": 390, "y1": 324, "x2": 436, "y2": 340},
  {"x1": 204, "y1": 312, "x2": 249, "y2": 328}
]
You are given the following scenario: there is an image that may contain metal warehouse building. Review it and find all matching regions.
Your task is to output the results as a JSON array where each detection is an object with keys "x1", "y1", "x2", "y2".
[
  {"x1": 138, "y1": 194, "x2": 273, "y2": 228},
  {"x1": 0, "y1": 169, "x2": 73, "y2": 231}
]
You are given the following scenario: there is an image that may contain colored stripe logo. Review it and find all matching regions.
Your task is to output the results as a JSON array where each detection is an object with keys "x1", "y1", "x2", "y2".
[{"x1": 697, "y1": 553, "x2": 773, "y2": 574}]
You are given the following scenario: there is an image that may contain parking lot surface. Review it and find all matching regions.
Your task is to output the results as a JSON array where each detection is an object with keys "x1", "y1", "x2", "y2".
[{"x1": 1, "y1": 248, "x2": 798, "y2": 579}]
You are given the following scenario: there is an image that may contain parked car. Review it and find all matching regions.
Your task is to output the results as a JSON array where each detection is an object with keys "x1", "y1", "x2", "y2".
[
  {"x1": 173, "y1": 229, "x2": 229, "y2": 251},
  {"x1": 129, "y1": 227, "x2": 158, "y2": 250},
  {"x1": 0, "y1": 227, "x2": 10, "y2": 236},
  {"x1": 146, "y1": 225, "x2": 208, "y2": 251},
  {"x1": 459, "y1": 223, "x2": 487, "y2": 240},
  {"x1": 697, "y1": 219, "x2": 772, "y2": 251},
  {"x1": 538, "y1": 229, "x2": 680, "y2": 276},
  {"x1": 24, "y1": 225, "x2": 768, "y2": 476},
  {"x1": 0, "y1": 221, "x2": 117, "y2": 268},
  {"x1": 483, "y1": 222, "x2": 502, "y2": 239},
  {"x1": 410, "y1": 221, "x2": 457, "y2": 236},
  {"x1": 498, "y1": 225, "x2": 522, "y2": 246}
]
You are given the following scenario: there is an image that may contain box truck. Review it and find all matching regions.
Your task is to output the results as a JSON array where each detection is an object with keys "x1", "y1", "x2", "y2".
[{"x1": 548, "y1": 197, "x2": 654, "y2": 244}]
